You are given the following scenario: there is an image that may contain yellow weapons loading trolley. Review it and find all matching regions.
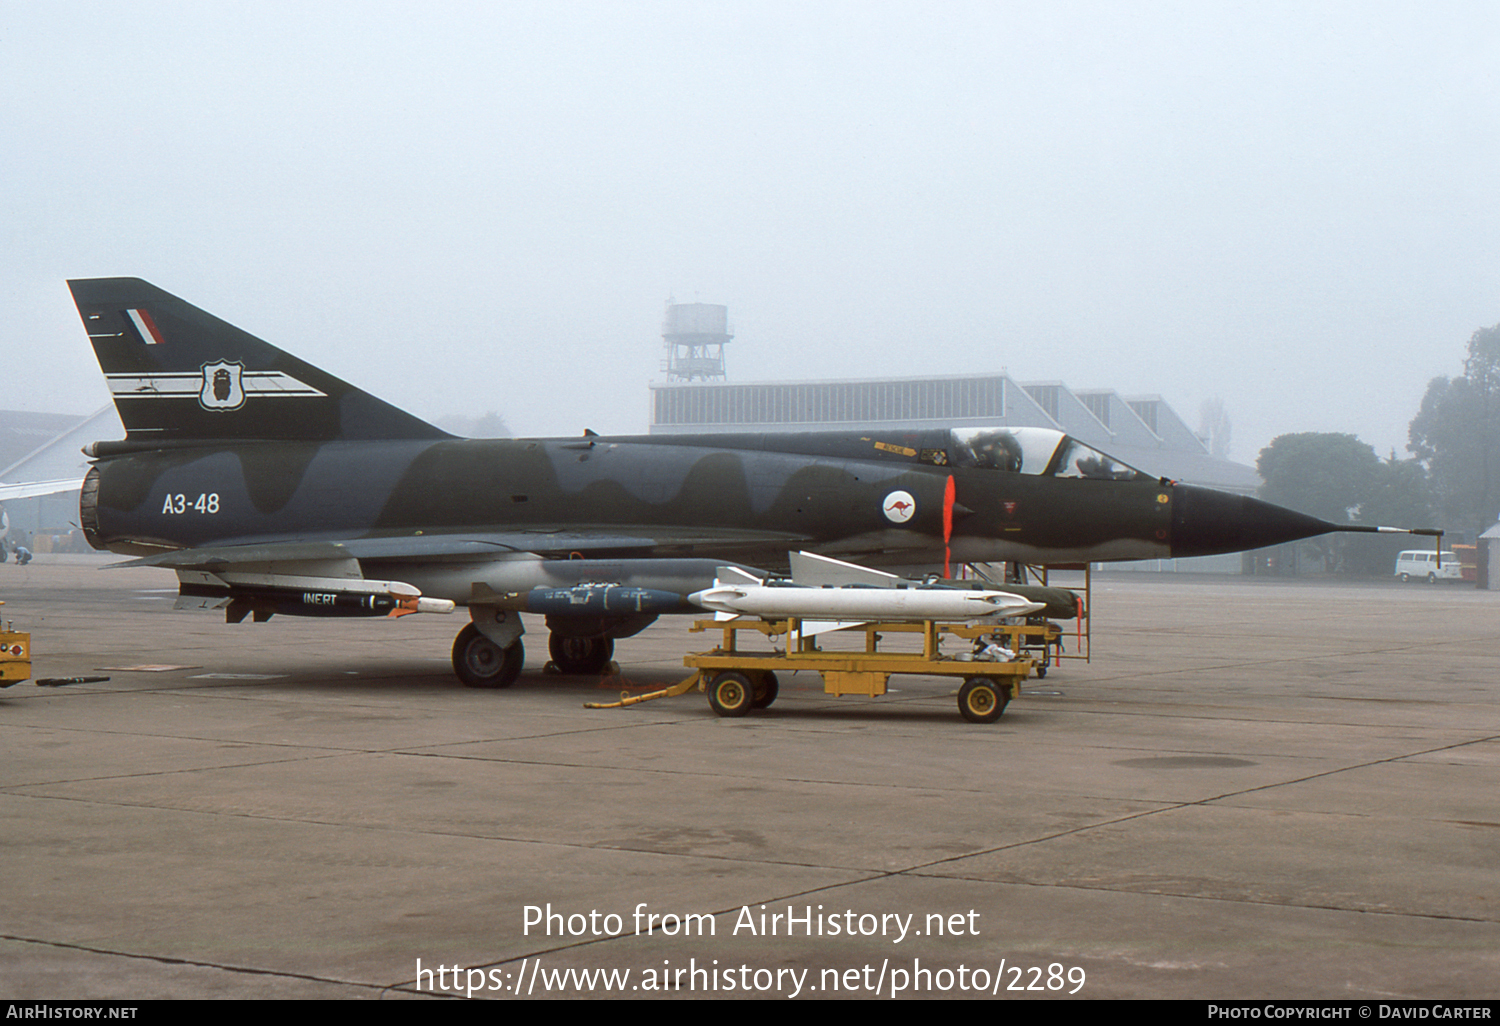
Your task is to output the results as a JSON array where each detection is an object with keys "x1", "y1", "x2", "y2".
[
  {"x1": 0, "y1": 602, "x2": 32, "y2": 687},
  {"x1": 590, "y1": 617, "x2": 1064, "y2": 723}
]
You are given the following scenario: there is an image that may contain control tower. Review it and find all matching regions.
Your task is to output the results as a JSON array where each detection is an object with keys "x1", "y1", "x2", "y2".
[{"x1": 662, "y1": 302, "x2": 732, "y2": 382}]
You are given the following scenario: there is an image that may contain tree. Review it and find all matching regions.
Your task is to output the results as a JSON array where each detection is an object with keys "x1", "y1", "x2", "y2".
[
  {"x1": 1347, "y1": 457, "x2": 1434, "y2": 575},
  {"x1": 1258, "y1": 433, "x2": 1379, "y2": 523},
  {"x1": 1409, "y1": 324, "x2": 1500, "y2": 538},
  {"x1": 1256, "y1": 433, "x2": 1432, "y2": 574}
]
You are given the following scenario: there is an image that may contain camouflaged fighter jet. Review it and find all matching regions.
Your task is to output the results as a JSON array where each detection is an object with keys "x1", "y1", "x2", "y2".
[{"x1": 68, "y1": 277, "x2": 1436, "y2": 688}]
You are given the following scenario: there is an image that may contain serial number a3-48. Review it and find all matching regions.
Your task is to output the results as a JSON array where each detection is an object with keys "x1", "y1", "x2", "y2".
[{"x1": 162, "y1": 493, "x2": 221, "y2": 515}]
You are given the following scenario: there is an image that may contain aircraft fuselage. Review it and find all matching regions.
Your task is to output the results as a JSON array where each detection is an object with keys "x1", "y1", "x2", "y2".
[
  {"x1": 68, "y1": 276, "x2": 1387, "y2": 688},
  {"x1": 83, "y1": 430, "x2": 1180, "y2": 598}
]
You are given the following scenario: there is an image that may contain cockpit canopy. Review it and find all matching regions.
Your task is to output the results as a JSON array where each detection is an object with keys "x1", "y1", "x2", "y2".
[{"x1": 948, "y1": 427, "x2": 1142, "y2": 480}]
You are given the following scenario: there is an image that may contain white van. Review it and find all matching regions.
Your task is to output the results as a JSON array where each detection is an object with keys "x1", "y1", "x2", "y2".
[{"x1": 1394, "y1": 550, "x2": 1461, "y2": 583}]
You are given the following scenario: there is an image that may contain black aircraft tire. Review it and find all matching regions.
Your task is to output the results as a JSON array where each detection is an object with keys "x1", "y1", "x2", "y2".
[
  {"x1": 708, "y1": 672, "x2": 755, "y2": 718},
  {"x1": 751, "y1": 670, "x2": 780, "y2": 709},
  {"x1": 453, "y1": 624, "x2": 524, "y2": 689},
  {"x1": 548, "y1": 634, "x2": 614, "y2": 675},
  {"x1": 958, "y1": 678, "x2": 1008, "y2": 724}
]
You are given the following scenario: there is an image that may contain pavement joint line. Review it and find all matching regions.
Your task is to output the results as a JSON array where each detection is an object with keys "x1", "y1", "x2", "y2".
[
  {"x1": 0, "y1": 715, "x2": 711, "y2": 751},
  {"x1": 37, "y1": 740, "x2": 1493, "y2": 913},
  {"x1": 0, "y1": 751, "x2": 364, "y2": 791},
  {"x1": 1184, "y1": 732, "x2": 1500, "y2": 805},
  {"x1": 0, "y1": 723, "x2": 359, "y2": 751},
  {"x1": 859, "y1": 732, "x2": 1500, "y2": 886},
  {"x1": 886, "y1": 874, "x2": 1500, "y2": 926},
  {"x1": 10, "y1": 569, "x2": 1500, "y2": 996},
  {"x1": 998, "y1": 704, "x2": 1498, "y2": 726},
  {"x1": 358, "y1": 860, "x2": 1500, "y2": 989},
  {"x1": 710, "y1": 873, "x2": 1500, "y2": 928},
  {"x1": 0, "y1": 790, "x2": 894, "y2": 871},
  {"x1": 6, "y1": 732, "x2": 1153, "y2": 796},
  {"x1": 389, "y1": 748, "x2": 1185, "y2": 797},
  {"x1": 377, "y1": 884, "x2": 905, "y2": 987},
  {"x1": 10, "y1": 723, "x2": 1493, "y2": 799},
  {"x1": 1070, "y1": 636, "x2": 1500, "y2": 673},
  {"x1": 0, "y1": 932, "x2": 386, "y2": 993}
]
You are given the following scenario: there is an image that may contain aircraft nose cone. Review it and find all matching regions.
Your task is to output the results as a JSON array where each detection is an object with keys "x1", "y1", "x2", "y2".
[{"x1": 1170, "y1": 485, "x2": 1336, "y2": 559}]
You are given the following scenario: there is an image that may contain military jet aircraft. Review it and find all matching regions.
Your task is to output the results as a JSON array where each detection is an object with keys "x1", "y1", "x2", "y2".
[{"x1": 67, "y1": 277, "x2": 1435, "y2": 688}]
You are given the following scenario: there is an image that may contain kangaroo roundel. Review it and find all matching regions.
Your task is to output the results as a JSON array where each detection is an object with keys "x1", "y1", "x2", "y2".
[
  {"x1": 199, "y1": 360, "x2": 246, "y2": 411},
  {"x1": 882, "y1": 490, "x2": 916, "y2": 524}
]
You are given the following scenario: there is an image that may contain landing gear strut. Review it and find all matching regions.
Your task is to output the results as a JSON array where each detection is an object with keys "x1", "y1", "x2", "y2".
[{"x1": 452, "y1": 623, "x2": 524, "y2": 688}]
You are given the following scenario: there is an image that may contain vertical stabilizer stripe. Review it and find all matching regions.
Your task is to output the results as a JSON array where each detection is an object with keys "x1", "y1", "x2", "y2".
[{"x1": 126, "y1": 308, "x2": 165, "y2": 344}]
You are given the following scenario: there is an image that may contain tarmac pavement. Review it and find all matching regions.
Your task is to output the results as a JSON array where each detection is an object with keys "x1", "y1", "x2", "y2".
[{"x1": 1, "y1": 556, "x2": 1497, "y2": 1000}]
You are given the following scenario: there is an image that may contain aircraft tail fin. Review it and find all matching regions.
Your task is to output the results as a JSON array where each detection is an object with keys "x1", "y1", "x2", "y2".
[{"x1": 68, "y1": 277, "x2": 451, "y2": 445}]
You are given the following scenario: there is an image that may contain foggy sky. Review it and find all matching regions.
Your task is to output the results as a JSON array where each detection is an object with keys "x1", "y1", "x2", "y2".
[{"x1": 3, "y1": 0, "x2": 1496, "y2": 465}]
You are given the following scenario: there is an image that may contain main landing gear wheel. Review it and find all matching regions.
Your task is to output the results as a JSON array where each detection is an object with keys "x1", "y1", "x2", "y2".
[
  {"x1": 452, "y1": 624, "x2": 524, "y2": 689},
  {"x1": 750, "y1": 670, "x2": 779, "y2": 710},
  {"x1": 548, "y1": 635, "x2": 614, "y2": 675},
  {"x1": 957, "y1": 677, "x2": 1008, "y2": 724},
  {"x1": 707, "y1": 671, "x2": 755, "y2": 718}
]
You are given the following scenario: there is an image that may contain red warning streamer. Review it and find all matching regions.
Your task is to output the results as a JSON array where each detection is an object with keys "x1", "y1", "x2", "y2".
[{"x1": 943, "y1": 474, "x2": 956, "y2": 578}]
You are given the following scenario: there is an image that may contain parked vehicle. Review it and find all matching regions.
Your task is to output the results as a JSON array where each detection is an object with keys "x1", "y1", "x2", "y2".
[{"x1": 1395, "y1": 550, "x2": 1461, "y2": 583}]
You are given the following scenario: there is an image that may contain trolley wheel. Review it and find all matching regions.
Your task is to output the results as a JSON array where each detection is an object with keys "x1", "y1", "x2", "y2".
[
  {"x1": 707, "y1": 671, "x2": 755, "y2": 717},
  {"x1": 1035, "y1": 664, "x2": 1048, "y2": 679},
  {"x1": 750, "y1": 670, "x2": 780, "y2": 709},
  {"x1": 958, "y1": 677, "x2": 1008, "y2": 724}
]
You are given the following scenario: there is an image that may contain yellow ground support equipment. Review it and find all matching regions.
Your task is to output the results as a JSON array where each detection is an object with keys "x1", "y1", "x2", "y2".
[
  {"x1": 989, "y1": 562, "x2": 1091, "y2": 676},
  {"x1": 0, "y1": 602, "x2": 31, "y2": 687},
  {"x1": 588, "y1": 617, "x2": 1059, "y2": 723}
]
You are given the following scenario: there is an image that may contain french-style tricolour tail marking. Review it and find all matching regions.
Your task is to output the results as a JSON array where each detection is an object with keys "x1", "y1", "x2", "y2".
[{"x1": 126, "y1": 308, "x2": 164, "y2": 344}]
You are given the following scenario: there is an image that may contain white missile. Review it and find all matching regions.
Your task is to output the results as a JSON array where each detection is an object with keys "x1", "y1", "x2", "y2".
[
  {"x1": 174, "y1": 570, "x2": 456, "y2": 617},
  {"x1": 688, "y1": 582, "x2": 1044, "y2": 621}
]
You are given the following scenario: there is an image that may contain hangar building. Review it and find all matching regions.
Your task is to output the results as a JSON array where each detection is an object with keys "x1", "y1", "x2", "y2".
[{"x1": 648, "y1": 373, "x2": 1257, "y2": 496}]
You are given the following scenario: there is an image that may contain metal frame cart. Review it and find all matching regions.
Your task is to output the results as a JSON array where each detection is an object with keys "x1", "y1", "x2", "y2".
[
  {"x1": 0, "y1": 602, "x2": 31, "y2": 687},
  {"x1": 590, "y1": 617, "x2": 1054, "y2": 723}
]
